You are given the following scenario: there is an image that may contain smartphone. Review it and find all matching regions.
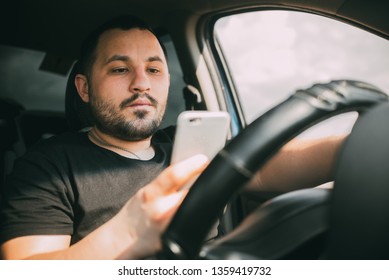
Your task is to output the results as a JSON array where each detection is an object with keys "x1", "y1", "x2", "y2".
[{"x1": 171, "y1": 111, "x2": 230, "y2": 164}]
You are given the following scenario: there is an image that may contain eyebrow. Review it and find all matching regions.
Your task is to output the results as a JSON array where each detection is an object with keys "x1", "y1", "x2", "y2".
[{"x1": 105, "y1": 54, "x2": 164, "y2": 65}]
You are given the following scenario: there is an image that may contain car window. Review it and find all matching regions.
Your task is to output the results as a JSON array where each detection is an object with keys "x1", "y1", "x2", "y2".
[
  {"x1": 0, "y1": 35, "x2": 185, "y2": 128},
  {"x1": 214, "y1": 10, "x2": 389, "y2": 138},
  {"x1": 0, "y1": 45, "x2": 67, "y2": 112}
]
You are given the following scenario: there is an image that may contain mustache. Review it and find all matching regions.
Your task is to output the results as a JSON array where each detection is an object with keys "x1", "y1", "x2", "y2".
[{"x1": 119, "y1": 93, "x2": 158, "y2": 110}]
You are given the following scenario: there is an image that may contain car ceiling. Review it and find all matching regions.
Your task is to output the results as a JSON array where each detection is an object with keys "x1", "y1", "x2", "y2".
[{"x1": 1, "y1": 0, "x2": 388, "y2": 70}]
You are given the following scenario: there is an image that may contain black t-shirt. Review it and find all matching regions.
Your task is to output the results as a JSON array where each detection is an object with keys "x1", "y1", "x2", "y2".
[{"x1": 0, "y1": 129, "x2": 173, "y2": 244}]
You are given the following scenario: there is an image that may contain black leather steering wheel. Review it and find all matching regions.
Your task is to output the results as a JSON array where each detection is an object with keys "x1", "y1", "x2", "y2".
[{"x1": 159, "y1": 80, "x2": 389, "y2": 259}]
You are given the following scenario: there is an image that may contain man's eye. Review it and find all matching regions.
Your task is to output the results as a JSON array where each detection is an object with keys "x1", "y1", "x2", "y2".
[
  {"x1": 148, "y1": 68, "x2": 160, "y2": 74},
  {"x1": 112, "y1": 68, "x2": 128, "y2": 73}
]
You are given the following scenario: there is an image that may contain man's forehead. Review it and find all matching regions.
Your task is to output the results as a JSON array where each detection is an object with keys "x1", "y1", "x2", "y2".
[
  {"x1": 96, "y1": 28, "x2": 166, "y2": 61},
  {"x1": 98, "y1": 28, "x2": 160, "y2": 49}
]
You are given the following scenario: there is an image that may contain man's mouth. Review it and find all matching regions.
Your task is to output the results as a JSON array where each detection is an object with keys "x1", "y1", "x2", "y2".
[
  {"x1": 129, "y1": 99, "x2": 153, "y2": 107},
  {"x1": 120, "y1": 93, "x2": 158, "y2": 110}
]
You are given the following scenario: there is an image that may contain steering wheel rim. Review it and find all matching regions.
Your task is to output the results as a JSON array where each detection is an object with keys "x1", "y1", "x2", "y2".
[{"x1": 160, "y1": 80, "x2": 388, "y2": 259}]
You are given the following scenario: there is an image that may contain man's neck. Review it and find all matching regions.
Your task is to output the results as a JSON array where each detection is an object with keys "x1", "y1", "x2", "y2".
[{"x1": 88, "y1": 127, "x2": 154, "y2": 160}]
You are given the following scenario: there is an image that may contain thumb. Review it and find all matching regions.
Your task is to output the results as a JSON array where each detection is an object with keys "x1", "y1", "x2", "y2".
[
  {"x1": 144, "y1": 154, "x2": 208, "y2": 202},
  {"x1": 149, "y1": 190, "x2": 187, "y2": 221}
]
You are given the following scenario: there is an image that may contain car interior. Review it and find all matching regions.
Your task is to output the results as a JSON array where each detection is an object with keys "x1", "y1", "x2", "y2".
[{"x1": 1, "y1": 0, "x2": 389, "y2": 259}]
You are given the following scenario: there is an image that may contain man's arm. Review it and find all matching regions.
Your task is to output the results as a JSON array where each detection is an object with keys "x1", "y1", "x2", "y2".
[
  {"x1": 245, "y1": 135, "x2": 346, "y2": 193},
  {"x1": 0, "y1": 154, "x2": 208, "y2": 260}
]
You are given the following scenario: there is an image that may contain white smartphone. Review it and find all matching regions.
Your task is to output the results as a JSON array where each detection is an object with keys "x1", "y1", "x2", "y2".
[{"x1": 171, "y1": 110, "x2": 230, "y2": 164}]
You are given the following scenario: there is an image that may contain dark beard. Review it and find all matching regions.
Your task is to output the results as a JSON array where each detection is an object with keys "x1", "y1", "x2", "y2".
[{"x1": 88, "y1": 92, "x2": 164, "y2": 141}]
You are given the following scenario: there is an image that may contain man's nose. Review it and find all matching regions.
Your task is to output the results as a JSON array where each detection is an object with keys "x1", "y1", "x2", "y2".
[{"x1": 130, "y1": 69, "x2": 151, "y2": 93}]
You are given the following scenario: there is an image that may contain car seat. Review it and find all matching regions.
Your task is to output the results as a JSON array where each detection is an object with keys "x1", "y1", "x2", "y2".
[
  {"x1": 0, "y1": 98, "x2": 25, "y2": 193},
  {"x1": 17, "y1": 110, "x2": 69, "y2": 149},
  {"x1": 65, "y1": 61, "x2": 93, "y2": 131},
  {"x1": 1, "y1": 66, "x2": 76, "y2": 192}
]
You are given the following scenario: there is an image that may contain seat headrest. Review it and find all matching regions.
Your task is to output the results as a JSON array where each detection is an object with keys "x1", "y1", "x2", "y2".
[
  {"x1": 65, "y1": 61, "x2": 93, "y2": 131},
  {"x1": 0, "y1": 97, "x2": 24, "y2": 118}
]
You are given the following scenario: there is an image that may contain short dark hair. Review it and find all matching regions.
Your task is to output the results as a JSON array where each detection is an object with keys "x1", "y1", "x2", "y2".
[{"x1": 78, "y1": 14, "x2": 168, "y2": 79}]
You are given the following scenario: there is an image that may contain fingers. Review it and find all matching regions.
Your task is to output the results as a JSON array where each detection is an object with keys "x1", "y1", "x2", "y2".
[
  {"x1": 119, "y1": 155, "x2": 208, "y2": 258},
  {"x1": 149, "y1": 191, "x2": 186, "y2": 221},
  {"x1": 143, "y1": 154, "x2": 208, "y2": 202}
]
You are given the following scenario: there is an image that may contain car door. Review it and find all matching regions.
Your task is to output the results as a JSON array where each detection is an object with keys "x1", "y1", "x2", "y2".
[{"x1": 208, "y1": 9, "x2": 389, "y2": 230}]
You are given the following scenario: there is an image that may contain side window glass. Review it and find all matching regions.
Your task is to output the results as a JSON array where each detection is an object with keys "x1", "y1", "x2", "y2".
[{"x1": 214, "y1": 10, "x2": 389, "y2": 138}]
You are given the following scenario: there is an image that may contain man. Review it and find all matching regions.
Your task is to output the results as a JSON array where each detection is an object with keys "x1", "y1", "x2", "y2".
[{"x1": 0, "y1": 15, "x2": 344, "y2": 259}]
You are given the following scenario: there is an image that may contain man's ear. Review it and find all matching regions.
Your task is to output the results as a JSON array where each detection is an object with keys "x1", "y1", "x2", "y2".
[{"x1": 74, "y1": 74, "x2": 90, "y2": 103}]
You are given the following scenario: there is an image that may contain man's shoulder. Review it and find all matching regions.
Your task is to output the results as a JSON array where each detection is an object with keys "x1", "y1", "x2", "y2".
[
  {"x1": 33, "y1": 130, "x2": 86, "y2": 147},
  {"x1": 23, "y1": 130, "x2": 88, "y2": 159}
]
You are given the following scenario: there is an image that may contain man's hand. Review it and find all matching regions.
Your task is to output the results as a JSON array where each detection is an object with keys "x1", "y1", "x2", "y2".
[{"x1": 116, "y1": 154, "x2": 209, "y2": 259}]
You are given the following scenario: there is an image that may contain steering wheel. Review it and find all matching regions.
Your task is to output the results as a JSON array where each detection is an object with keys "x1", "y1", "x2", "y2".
[{"x1": 159, "y1": 80, "x2": 388, "y2": 259}]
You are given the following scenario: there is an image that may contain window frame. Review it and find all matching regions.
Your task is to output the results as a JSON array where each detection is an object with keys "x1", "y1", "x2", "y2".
[{"x1": 198, "y1": 6, "x2": 389, "y2": 230}]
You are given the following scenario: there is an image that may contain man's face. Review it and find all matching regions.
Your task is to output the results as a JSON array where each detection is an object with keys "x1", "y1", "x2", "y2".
[{"x1": 87, "y1": 28, "x2": 170, "y2": 141}]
